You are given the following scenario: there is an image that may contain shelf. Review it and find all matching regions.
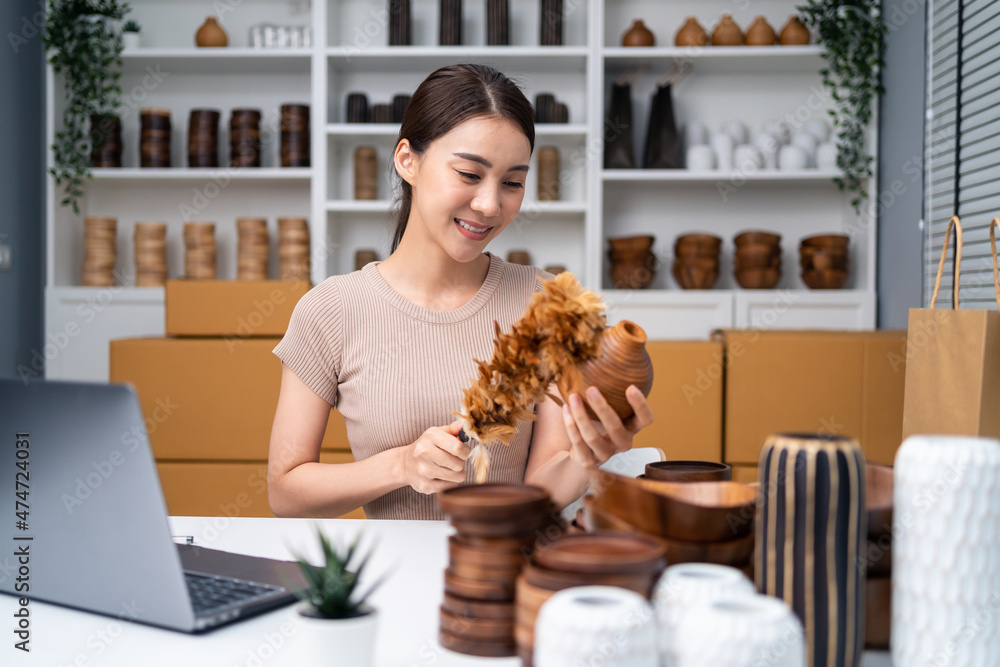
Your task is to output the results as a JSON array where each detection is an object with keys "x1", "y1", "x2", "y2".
[
  {"x1": 122, "y1": 49, "x2": 312, "y2": 75},
  {"x1": 326, "y1": 200, "x2": 587, "y2": 214},
  {"x1": 89, "y1": 168, "x2": 313, "y2": 181},
  {"x1": 326, "y1": 123, "x2": 588, "y2": 138},
  {"x1": 602, "y1": 169, "x2": 843, "y2": 183},
  {"x1": 326, "y1": 47, "x2": 589, "y2": 74},
  {"x1": 48, "y1": 285, "x2": 166, "y2": 302},
  {"x1": 602, "y1": 46, "x2": 825, "y2": 74}
]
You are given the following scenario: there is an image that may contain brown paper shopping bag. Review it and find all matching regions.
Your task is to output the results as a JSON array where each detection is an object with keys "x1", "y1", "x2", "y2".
[{"x1": 902, "y1": 216, "x2": 1000, "y2": 440}]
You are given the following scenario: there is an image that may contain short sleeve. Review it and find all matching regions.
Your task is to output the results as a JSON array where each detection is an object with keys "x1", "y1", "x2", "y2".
[{"x1": 273, "y1": 279, "x2": 344, "y2": 405}]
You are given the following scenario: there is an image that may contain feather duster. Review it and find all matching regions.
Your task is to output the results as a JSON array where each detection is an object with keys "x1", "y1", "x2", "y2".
[{"x1": 456, "y1": 272, "x2": 607, "y2": 482}]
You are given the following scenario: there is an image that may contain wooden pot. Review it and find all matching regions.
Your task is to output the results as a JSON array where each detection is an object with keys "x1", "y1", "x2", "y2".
[
  {"x1": 674, "y1": 16, "x2": 708, "y2": 47},
  {"x1": 622, "y1": 19, "x2": 655, "y2": 47},
  {"x1": 195, "y1": 17, "x2": 228, "y2": 47},
  {"x1": 779, "y1": 15, "x2": 811, "y2": 45},
  {"x1": 711, "y1": 14, "x2": 744, "y2": 46},
  {"x1": 745, "y1": 16, "x2": 776, "y2": 46}
]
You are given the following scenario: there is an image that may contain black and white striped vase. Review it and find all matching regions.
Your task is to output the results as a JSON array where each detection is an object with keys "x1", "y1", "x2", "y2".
[{"x1": 756, "y1": 433, "x2": 867, "y2": 667}]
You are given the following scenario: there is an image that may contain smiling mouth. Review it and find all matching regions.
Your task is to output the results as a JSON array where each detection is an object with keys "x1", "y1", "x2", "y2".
[{"x1": 456, "y1": 219, "x2": 490, "y2": 234}]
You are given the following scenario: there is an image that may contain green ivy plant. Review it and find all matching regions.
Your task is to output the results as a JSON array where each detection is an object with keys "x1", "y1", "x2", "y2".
[
  {"x1": 798, "y1": 0, "x2": 887, "y2": 213},
  {"x1": 42, "y1": 0, "x2": 131, "y2": 214}
]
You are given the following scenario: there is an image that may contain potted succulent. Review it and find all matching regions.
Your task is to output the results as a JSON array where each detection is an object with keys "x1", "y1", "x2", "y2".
[
  {"x1": 122, "y1": 19, "x2": 141, "y2": 50},
  {"x1": 42, "y1": 0, "x2": 133, "y2": 214},
  {"x1": 798, "y1": 0, "x2": 887, "y2": 213},
  {"x1": 292, "y1": 528, "x2": 384, "y2": 665}
]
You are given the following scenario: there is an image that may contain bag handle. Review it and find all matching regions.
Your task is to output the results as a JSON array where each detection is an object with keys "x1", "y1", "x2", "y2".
[
  {"x1": 991, "y1": 217, "x2": 1000, "y2": 310},
  {"x1": 930, "y1": 216, "x2": 962, "y2": 310}
]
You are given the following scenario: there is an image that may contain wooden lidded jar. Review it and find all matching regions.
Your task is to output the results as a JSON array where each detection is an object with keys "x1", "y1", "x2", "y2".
[
  {"x1": 622, "y1": 19, "x2": 655, "y2": 47},
  {"x1": 745, "y1": 16, "x2": 777, "y2": 46},
  {"x1": 557, "y1": 320, "x2": 654, "y2": 420},
  {"x1": 711, "y1": 14, "x2": 744, "y2": 46},
  {"x1": 674, "y1": 17, "x2": 708, "y2": 47}
]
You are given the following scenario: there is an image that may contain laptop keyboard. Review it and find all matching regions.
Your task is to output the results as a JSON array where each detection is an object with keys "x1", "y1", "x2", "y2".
[{"x1": 185, "y1": 571, "x2": 285, "y2": 616}]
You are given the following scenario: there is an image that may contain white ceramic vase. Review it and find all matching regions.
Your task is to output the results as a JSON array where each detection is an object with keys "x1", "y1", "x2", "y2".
[
  {"x1": 534, "y1": 586, "x2": 658, "y2": 667},
  {"x1": 294, "y1": 606, "x2": 378, "y2": 666},
  {"x1": 673, "y1": 594, "x2": 806, "y2": 667},
  {"x1": 653, "y1": 563, "x2": 756, "y2": 666},
  {"x1": 892, "y1": 435, "x2": 1000, "y2": 667},
  {"x1": 123, "y1": 32, "x2": 141, "y2": 50}
]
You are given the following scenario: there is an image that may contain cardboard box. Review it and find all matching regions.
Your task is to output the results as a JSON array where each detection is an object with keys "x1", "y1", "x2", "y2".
[
  {"x1": 110, "y1": 337, "x2": 349, "y2": 460},
  {"x1": 165, "y1": 280, "x2": 311, "y2": 337},
  {"x1": 632, "y1": 341, "x2": 724, "y2": 463},
  {"x1": 157, "y1": 452, "x2": 364, "y2": 519},
  {"x1": 717, "y1": 329, "x2": 907, "y2": 466}
]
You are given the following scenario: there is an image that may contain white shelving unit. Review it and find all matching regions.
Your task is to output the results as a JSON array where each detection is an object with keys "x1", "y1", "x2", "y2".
[{"x1": 44, "y1": 0, "x2": 877, "y2": 382}]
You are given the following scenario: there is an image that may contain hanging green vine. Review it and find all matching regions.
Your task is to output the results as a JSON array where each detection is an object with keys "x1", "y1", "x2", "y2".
[
  {"x1": 798, "y1": 0, "x2": 887, "y2": 213},
  {"x1": 42, "y1": 0, "x2": 131, "y2": 214}
]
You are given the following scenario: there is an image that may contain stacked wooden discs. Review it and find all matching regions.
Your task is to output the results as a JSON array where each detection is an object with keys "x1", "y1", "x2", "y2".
[
  {"x1": 280, "y1": 104, "x2": 310, "y2": 167},
  {"x1": 133, "y1": 222, "x2": 167, "y2": 287},
  {"x1": 82, "y1": 216, "x2": 117, "y2": 286},
  {"x1": 354, "y1": 147, "x2": 377, "y2": 200},
  {"x1": 277, "y1": 217, "x2": 310, "y2": 280},
  {"x1": 188, "y1": 108, "x2": 220, "y2": 168},
  {"x1": 515, "y1": 532, "x2": 667, "y2": 664},
  {"x1": 90, "y1": 113, "x2": 122, "y2": 168},
  {"x1": 237, "y1": 218, "x2": 269, "y2": 280},
  {"x1": 537, "y1": 147, "x2": 560, "y2": 201},
  {"x1": 183, "y1": 222, "x2": 217, "y2": 279},
  {"x1": 230, "y1": 108, "x2": 262, "y2": 168},
  {"x1": 140, "y1": 108, "x2": 171, "y2": 168},
  {"x1": 437, "y1": 485, "x2": 557, "y2": 658}
]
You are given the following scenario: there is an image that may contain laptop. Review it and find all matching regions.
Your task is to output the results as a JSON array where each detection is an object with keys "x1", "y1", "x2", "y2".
[{"x1": 0, "y1": 378, "x2": 307, "y2": 632}]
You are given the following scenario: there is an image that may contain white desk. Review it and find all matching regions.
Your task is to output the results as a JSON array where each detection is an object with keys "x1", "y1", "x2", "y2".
[{"x1": 3, "y1": 517, "x2": 892, "y2": 666}]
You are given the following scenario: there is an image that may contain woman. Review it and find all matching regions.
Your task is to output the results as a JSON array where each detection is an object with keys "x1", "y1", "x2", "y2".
[{"x1": 268, "y1": 64, "x2": 653, "y2": 520}]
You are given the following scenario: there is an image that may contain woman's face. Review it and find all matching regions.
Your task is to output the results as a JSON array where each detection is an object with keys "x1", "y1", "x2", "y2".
[{"x1": 397, "y1": 115, "x2": 532, "y2": 263}]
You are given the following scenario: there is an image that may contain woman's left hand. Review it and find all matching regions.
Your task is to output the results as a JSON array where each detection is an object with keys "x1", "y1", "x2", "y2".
[{"x1": 562, "y1": 385, "x2": 654, "y2": 468}]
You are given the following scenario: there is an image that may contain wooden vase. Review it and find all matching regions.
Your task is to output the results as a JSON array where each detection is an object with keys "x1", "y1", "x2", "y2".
[
  {"x1": 195, "y1": 17, "x2": 228, "y2": 47},
  {"x1": 557, "y1": 320, "x2": 654, "y2": 420},
  {"x1": 622, "y1": 19, "x2": 655, "y2": 47},
  {"x1": 779, "y1": 16, "x2": 811, "y2": 45},
  {"x1": 711, "y1": 14, "x2": 744, "y2": 46},
  {"x1": 756, "y1": 433, "x2": 867, "y2": 667},
  {"x1": 537, "y1": 146, "x2": 560, "y2": 201},
  {"x1": 745, "y1": 16, "x2": 776, "y2": 46},
  {"x1": 674, "y1": 17, "x2": 708, "y2": 47}
]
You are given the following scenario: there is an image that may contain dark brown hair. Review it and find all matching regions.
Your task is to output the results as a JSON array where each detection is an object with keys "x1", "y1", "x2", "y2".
[{"x1": 390, "y1": 64, "x2": 535, "y2": 252}]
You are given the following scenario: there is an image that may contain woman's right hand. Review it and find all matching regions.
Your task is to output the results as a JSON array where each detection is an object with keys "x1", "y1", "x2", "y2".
[{"x1": 402, "y1": 421, "x2": 471, "y2": 494}]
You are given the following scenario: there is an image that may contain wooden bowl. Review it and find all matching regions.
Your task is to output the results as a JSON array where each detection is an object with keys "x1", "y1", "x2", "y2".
[
  {"x1": 589, "y1": 471, "x2": 757, "y2": 542},
  {"x1": 608, "y1": 235, "x2": 655, "y2": 253},
  {"x1": 438, "y1": 484, "x2": 551, "y2": 521},
  {"x1": 645, "y1": 460, "x2": 732, "y2": 483},
  {"x1": 444, "y1": 568, "x2": 517, "y2": 601},
  {"x1": 443, "y1": 591, "x2": 516, "y2": 620},
  {"x1": 532, "y1": 531, "x2": 667, "y2": 575},
  {"x1": 449, "y1": 535, "x2": 530, "y2": 568},
  {"x1": 735, "y1": 267, "x2": 781, "y2": 289},
  {"x1": 801, "y1": 268, "x2": 849, "y2": 289},
  {"x1": 439, "y1": 607, "x2": 514, "y2": 641},
  {"x1": 673, "y1": 263, "x2": 719, "y2": 290},
  {"x1": 675, "y1": 233, "x2": 723, "y2": 249},
  {"x1": 865, "y1": 575, "x2": 891, "y2": 649},
  {"x1": 734, "y1": 230, "x2": 781, "y2": 247},
  {"x1": 522, "y1": 563, "x2": 655, "y2": 595},
  {"x1": 800, "y1": 233, "x2": 850, "y2": 248},
  {"x1": 449, "y1": 559, "x2": 523, "y2": 584},
  {"x1": 866, "y1": 463, "x2": 893, "y2": 539},
  {"x1": 674, "y1": 244, "x2": 720, "y2": 259}
]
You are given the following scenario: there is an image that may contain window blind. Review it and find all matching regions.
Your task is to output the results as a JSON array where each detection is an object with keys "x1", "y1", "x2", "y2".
[{"x1": 926, "y1": 0, "x2": 1000, "y2": 308}]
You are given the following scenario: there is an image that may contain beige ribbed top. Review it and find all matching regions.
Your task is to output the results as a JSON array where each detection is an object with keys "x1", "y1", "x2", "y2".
[{"x1": 273, "y1": 253, "x2": 546, "y2": 520}]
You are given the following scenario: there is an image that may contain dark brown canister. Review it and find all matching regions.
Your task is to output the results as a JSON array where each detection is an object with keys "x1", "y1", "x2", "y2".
[
  {"x1": 540, "y1": 0, "x2": 564, "y2": 45},
  {"x1": 440, "y1": 0, "x2": 462, "y2": 45},
  {"x1": 370, "y1": 103, "x2": 393, "y2": 124},
  {"x1": 486, "y1": 0, "x2": 510, "y2": 45},
  {"x1": 388, "y1": 0, "x2": 411, "y2": 45},
  {"x1": 537, "y1": 147, "x2": 560, "y2": 201},
  {"x1": 346, "y1": 93, "x2": 369, "y2": 123},
  {"x1": 392, "y1": 94, "x2": 411, "y2": 123},
  {"x1": 139, "y1": 108, "x2": 171, "y2": 168},
  {"x1": 280, "y1": 103, "x2": 310, "y2": 168},
  {"x1": 230, "y1": 108, "x2": 262, "y2": 168},
  {"x1": 354, "y1": 146, "x2": 378, "y2": 200},
  {"x1": 187, "y1": 108, "x2": 220, "y2": 168},
  {"x1": 90, "y1": 114, "x2": 122, "y2": 168}
]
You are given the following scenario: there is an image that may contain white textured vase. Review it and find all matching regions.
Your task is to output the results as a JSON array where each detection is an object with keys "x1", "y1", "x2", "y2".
[
  {"x1": 892, "y1": 435, "x2": 1000, "y2": 667},
  {"x1": 673, "y1": 594, "x2": 806, "y2": 667},
  {"x1": 534, "y1": 586, "x2": 657, "y2": 667},
  {"x1": 653, "y1": 563, "x2": 756, "y2": 666}
]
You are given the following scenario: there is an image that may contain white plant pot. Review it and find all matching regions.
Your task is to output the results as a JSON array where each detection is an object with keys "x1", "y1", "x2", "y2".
[
  {"x1": 123, "y1": 32, "x2": 141, "y2": 50},
  {"x1": 892, "y1": 435, "x2": 1000, "y2": 667},
  {"x1": 293, "y1": 605, "x2": 378, "y2": 666}
]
